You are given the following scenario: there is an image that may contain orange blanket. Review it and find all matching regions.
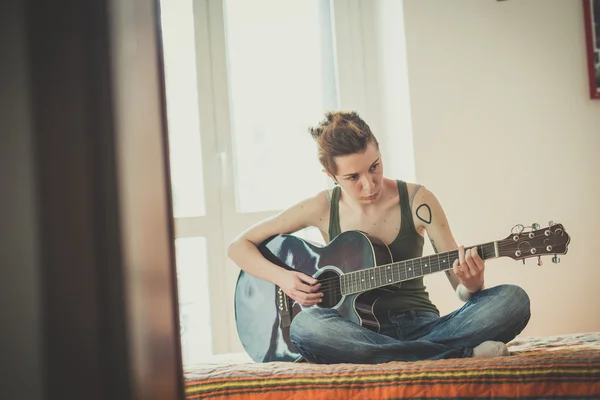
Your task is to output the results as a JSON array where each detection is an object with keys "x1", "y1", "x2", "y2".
[{"x1": 185, "y1": 332, "x2": 600, "y2": 399}]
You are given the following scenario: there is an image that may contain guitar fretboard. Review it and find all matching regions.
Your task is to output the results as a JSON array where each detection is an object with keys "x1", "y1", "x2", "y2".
[{"x1": 340, "y1": 242, "x2": 497, "y2": 295}]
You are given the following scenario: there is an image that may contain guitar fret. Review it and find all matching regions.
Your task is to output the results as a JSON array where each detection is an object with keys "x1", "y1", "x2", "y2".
[
  {"x1": 371, "y1": 268, "x2": 375, "y2": 289},
  {"x1": 345, "y1": 274, "x2": 349, "y2": 295},
  {"x1": 355, "y1": 268, "x2": 363, "y2": 292},
  {"x1": 341, "y1": 242, "x2": 500, "y2": 295},
  {"x1": 373, "y1": 271, "x2": 379, "y2": 288},
  {"x1": 371, "y1": 268, "x2": 376, "y2": 288},
  {"x1": 347, "y1": 271, "x2": 351, "y2": 294}
]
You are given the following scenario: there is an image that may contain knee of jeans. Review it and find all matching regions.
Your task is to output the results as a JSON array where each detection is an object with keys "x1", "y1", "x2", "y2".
[
  {"x1": 498, "y1": 284, "x2": 531, "y2": 320},
  {"x1": 289, "y1": 307, "x2": 326, "y2": 347}
]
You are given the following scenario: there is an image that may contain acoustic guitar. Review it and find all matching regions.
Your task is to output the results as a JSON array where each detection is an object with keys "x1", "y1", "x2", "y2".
[{"x1": 234, "y1": 223, "x2": 570, "y2": 362}]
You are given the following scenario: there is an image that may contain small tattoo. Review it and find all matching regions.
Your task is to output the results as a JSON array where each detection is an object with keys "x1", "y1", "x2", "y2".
[{"x1": 416, "y1": 204, "x2": 432, "y2": 224}]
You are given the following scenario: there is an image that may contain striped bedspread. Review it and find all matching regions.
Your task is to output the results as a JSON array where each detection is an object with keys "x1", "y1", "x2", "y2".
[{"x1": 184, "y1": 332, "x2": 600, "y2": 399}]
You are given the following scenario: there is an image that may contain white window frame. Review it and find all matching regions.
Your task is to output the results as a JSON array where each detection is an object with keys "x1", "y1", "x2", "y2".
[{"x1": 171, "y1": 0, "x2": 415, "y2": 356}]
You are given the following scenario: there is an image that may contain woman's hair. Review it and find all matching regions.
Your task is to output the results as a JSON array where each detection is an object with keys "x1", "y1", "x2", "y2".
[{"x1": 308, "y1": 111, "x2": 379, "y2": 175}]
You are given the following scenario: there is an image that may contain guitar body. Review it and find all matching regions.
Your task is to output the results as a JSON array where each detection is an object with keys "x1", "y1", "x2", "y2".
[{"x1": 234, "y1": 231, "x2": 395, "y2": 363}]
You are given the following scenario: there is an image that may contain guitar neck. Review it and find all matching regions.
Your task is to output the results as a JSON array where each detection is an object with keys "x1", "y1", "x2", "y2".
[{"x1": 340, "y1": 241, "x2": 498, "y2": 295}]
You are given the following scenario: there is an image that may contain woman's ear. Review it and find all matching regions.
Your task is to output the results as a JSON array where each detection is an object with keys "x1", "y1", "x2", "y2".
[{"x1": 322, "y1": 168, "x2": 338, "y2": 185}]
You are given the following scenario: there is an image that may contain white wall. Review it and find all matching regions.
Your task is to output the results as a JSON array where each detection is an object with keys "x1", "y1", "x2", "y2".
[{"x1": 403, "y1": 0, "x2": 600, "y2": 336}]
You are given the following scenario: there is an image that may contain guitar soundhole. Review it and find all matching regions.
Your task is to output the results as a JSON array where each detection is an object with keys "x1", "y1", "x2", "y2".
[{"x1": 317, "y1": 270, "x2": 343, "y2": 309}]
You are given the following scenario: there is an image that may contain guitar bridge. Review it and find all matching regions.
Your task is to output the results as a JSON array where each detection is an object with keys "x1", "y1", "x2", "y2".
[{"x1": 277, "y1": 287, "x2": 292, "y2": 328}]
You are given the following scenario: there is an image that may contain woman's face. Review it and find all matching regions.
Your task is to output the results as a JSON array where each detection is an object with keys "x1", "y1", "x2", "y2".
[{"x1": 330, "y1": 141, "x2": 384, "y2": 204}]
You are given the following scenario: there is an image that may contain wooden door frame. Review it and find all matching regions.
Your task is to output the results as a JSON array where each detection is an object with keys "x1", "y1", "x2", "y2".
[{"x1": 1, "y1": 0, "x2": 184, "y2": 398}]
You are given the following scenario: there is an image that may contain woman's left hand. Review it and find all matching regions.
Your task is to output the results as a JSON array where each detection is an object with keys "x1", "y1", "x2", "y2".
[{"x1": 453, "y1": 245, "x2": 485, "y2": 293}]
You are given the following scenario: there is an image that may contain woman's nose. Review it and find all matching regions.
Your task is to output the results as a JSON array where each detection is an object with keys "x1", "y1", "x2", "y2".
[{"x1": 361, "y1": 175, "x2": 375, "y2": 190}]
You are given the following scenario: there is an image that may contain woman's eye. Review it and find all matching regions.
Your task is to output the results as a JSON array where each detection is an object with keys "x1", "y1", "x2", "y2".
[{"x1": 370, "y1": 164, "x2": 379, "y2": 172}]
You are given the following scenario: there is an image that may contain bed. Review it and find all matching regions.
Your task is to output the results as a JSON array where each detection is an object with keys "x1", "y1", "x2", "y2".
[{"x1": 184, "y1": 332, "x2": 600, "y2": 399}]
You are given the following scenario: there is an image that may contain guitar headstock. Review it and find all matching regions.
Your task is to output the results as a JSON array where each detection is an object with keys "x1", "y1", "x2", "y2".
[{"x1": 498, "y1": 222, "x2": 570, "y2": 263}]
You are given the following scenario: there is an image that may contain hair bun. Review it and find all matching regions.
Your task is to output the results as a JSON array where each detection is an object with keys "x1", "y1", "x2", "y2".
[{"x1": 307, "y1": 111, "x2": 378, "y2": 175}]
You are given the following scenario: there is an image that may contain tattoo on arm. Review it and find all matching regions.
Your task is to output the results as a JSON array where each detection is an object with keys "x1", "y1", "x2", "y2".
[{"x1": 416, "y1": 204, "x2": 432, "y2": 224}]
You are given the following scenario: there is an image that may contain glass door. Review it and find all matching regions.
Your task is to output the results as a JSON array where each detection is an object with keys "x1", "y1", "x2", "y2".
[
  {"x1": 159, "y1": 0, "x2": 226, "y2": 365},
  {"x1": 160, "y1": 0, "x2": 338, "y2": 362},
  {"x1": 217, "y1": 0, "x2": 338, "y2": 353}
]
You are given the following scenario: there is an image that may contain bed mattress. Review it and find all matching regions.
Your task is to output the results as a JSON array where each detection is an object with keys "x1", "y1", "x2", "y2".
[{"x1": 184, "y1": 332, "x2": 600, "y2": 399}]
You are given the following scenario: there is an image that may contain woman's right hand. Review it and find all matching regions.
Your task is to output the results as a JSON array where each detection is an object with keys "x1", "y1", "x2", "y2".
[{"x1": 277, "y1": 270, "x2": 323, "y2": 306}]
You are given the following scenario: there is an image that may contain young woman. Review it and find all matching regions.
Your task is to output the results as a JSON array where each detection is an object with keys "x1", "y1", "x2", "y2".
[{"x1": 227, "y1": 111, "x2": 530, "y2": 364}]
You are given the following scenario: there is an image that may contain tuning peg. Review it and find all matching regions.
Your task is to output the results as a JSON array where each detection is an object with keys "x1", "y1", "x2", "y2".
[
  {"x1": 522, "y1": 259, "x2": 526, "y2": 265},
  {"x1": 552, "y1": 254, "x2": 560, "y2": 263},
  {"x1": 513, "y1": 224, "x2": 525, "y2": 234},
  {"x1": 537, "y1": 256, "x2": 543, "y2": 266},
  {"x1": 549, "y1": 220, "x2": 554, "y2": 226},
  {"x1": 532, "y1": 223, "x2": 540, "y2": 230}
]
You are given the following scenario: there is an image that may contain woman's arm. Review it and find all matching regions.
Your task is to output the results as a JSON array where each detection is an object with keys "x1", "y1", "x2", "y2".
[
  {"x1": 227, "y1": 191, "x2": 330, "y2": 306},
  {"x1": 411, "y1": 187, "x2": 485, "y2": 294}
]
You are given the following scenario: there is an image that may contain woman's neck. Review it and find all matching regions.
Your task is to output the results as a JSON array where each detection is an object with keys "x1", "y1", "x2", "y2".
[{"x1": 340, "y1": 178, "x2": 394, "y2": 215}]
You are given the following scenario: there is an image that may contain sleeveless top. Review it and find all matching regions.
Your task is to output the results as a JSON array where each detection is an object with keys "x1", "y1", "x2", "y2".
[{"x1": 327, "y1": 180, "x2": 440, "y2": 316}]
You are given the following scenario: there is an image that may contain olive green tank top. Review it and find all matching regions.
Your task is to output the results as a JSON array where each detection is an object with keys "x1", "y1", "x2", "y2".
[{"x1": 328, "y1": 180, "x2": 440, "y2": 316}]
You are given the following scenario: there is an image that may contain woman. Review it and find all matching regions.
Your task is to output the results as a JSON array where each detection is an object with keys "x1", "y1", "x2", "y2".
[{"x1": 228, "y1": 111, "x2": 530, "y2": 364}]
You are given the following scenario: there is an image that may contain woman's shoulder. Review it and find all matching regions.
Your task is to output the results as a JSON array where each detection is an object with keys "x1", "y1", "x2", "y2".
[
  {"x1": 385, "y1": 178, "x2": 426, "y2": 197},
  {"x1": 302, "y1": 189, "x2": 332, "y2": 235},
  {"x1": 406, "y1": 181, "x2": 426, "y2": 198},
  {"x1": 295, "y1": 189, "x2": 331, "y2": 220}
]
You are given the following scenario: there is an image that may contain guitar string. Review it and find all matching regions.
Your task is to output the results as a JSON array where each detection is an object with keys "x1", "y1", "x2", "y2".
[
  {"x1": 312, "y1": 244, "x2": 493, "y2": 288},
  {"x1": 285, "y1": 229, "x2": 566, "y2": 291},
  {"x1": 281, "y1": 235, "x2": 565, "y2": 301},
  {"x1": 310, "y1": 240, "x2": 560, "y2": 292},
  {"x1": 298, "y1": 244, "x2": 546, "y2": 298}
]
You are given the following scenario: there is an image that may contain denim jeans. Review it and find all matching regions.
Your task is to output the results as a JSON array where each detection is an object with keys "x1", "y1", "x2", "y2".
[{"x1": 289, "y1": 284, "x2": 531, "y2": 364}]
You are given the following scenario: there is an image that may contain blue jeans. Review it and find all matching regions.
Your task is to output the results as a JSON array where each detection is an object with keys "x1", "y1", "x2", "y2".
[{"x1": 289, "y1": 284, "x2": 531, "y2": 364}]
